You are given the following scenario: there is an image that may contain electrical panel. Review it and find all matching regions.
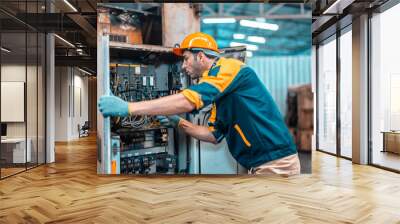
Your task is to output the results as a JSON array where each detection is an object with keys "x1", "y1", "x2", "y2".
[
  {"x1": 98, "y1": 37, "x2": 247, "y2": 175},
  {"x1": 97, "y1": 4, "x2": 248, "y2": 175},
  {"x1": 109, "y1": 52, "x2": 183, "y2": 174}
]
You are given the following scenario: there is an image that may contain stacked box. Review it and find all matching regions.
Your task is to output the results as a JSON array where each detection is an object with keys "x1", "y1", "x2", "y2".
[
  {"x1": 298, "y1": 110, "x2": 313, "y2": 130},
  {"x1": 286, "y1": 84, "x2": 314, "y2": 151},
  {"x1": 296, "y1": 130, "x2": 313, "y2": 151}
]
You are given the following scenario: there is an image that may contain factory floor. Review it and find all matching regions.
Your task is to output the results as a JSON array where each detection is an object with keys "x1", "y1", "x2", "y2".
[{"x1": 0, "y1": 135, "x2": 400, "y2": 223}]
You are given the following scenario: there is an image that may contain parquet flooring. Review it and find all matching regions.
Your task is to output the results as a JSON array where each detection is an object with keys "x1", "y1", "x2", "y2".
[{"x1": 1, "y1": 135, "x2": 400, "y2": 223}]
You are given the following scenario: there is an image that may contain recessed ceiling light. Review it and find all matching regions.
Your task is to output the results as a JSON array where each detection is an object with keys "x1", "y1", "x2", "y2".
[
  {"x1": 63, "y1": 0, "x2": 78, "y2": 12},
  {"x1": 323, "y1": 0, "x2": 345, "y2": 14},
  {"x1": 78, "y1": 67, "x2": 93, "y2": 76},
  {"x1": 1, "y1": 47, "x2": 11, "y2": 53},
  {"x1": 54, "y1": 34, "x2": 75, "y2": 48}
]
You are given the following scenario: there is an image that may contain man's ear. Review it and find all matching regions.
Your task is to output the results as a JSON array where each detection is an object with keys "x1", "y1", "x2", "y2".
[{"x1": 198, "y1": 51, "x2": 205, "y2": 62}]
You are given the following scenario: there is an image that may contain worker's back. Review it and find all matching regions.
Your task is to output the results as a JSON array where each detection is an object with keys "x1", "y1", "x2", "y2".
[{"x1": 182, "y1": 57, "x2": 297, "y2": 170}]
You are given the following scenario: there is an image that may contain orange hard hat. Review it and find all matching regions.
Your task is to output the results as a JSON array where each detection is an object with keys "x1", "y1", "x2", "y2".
[{"x1": 173, "y1": 32, "x2": 220, "y2": 56}]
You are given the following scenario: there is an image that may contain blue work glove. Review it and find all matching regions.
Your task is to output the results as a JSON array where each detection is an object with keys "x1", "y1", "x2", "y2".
[
  {"x1": 98, "y1": 95, "x2": 129, "y2": 117},
  {"x1": 156, "y1": 115, "x2": 182, "y2": 128}
]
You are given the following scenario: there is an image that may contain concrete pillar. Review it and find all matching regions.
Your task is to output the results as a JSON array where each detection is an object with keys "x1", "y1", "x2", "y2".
[
  {"x1": 352, "y1": 14, "x2": 369, "y2": 164},
  {"x1": 45, "y1": 0, "x2": 55, "y2": 163},
  {"x1": 46, "y1": 33, "x2": 55, "y2": 163},
  {"x1": 162, "y1": 3, "x2": 200, "y2": 47},
  {"x1": 311, "y1": 45, "x2": 317, "y2": 151}
]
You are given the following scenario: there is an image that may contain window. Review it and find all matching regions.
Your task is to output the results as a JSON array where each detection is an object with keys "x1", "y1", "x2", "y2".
[
  {"x1": 339, "y1": 28, "x2": 352, "y2": 158},
  {"x1": 317, "y1": 36, "x2": 337, "y2": 154},
  {"x1": 371, "y1": 3, "x2": 400, "y2": 171},
  {"x1": 0, "y1": 0, "x2": 47, "y2": 179}
]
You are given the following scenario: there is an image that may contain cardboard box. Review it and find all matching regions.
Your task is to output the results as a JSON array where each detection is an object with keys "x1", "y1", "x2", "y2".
[
  {"x1": 298, "y1": 110, "x2": 314, "y2": 129},
  {"x1": 297, "y1": 90, "x2": 313, "y2": 111},
  {"x1": 297, "y1": 130, "x2": 313, "y2": 151}
]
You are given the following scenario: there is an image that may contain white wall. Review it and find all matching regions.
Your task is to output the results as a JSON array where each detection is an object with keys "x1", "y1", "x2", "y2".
[
  {"x1": 55, "y1": 67, "x2": 68, "y2": 141},
  {"x1": 1, "y1": 65, "x2": 26, "y2": 139},
  {"x1": 72, "y1": 73, "x2": 89, "y2": 138},
  {"x1": 1, "y1": 65, "x2": 42, "y2": 138},
  {"x1": 54, "y1": 67, "x2": 89, "y2": 141},
  {"x1": 1, "y1": 64, "x2": 46, "y2": 164}
]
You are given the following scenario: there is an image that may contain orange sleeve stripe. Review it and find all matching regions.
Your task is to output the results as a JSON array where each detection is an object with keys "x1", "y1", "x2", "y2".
[
  {"x1": 234, "y1": 124, "x2": 252, "y2": 147},
  {"x1": 208, "y1": 103, "x2": 217, "y2": 123},
  {"x1": 181, "y1": 89, "x2": 204, "y2": 110}
]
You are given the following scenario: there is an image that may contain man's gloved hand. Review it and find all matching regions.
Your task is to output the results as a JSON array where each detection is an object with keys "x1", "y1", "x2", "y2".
[
  {"x1": 156, "y1": 115, "x2": 182, "y2": 128},
  {"x1": 98, "y1": 95, "x2": 129, "y2": 117}
]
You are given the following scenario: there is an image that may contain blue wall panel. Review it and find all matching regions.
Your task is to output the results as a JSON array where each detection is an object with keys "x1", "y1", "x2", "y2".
[{"x1": 247, "y1": 55, "x2": 312, "y2": 115}]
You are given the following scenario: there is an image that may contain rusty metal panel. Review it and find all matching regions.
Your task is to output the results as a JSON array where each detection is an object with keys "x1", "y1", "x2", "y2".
[{"x1": 162, "y1": 3, "x2": 200, "y2": 47}]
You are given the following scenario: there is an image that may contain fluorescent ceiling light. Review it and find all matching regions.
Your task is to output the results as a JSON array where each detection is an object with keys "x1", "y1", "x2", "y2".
[
  {"x1": 323, "y1": 0, "x2": 352, "y2": 15},
  {"x1": 233, "y1": 33, "x2": 246, "y2": 39},
  {"x1": 247, "y1": 36, "x2": 266, "y2": 44},
  {"x1": 203, "y1": 18, "x2": 236, "y2": 24},
  {"x1": 54, "y1": 34, "x2": 75, "y2": 48},
  {"x1": 230, "y1": 42, "x2": 258, "y2": 51},
  {"x1": 63, "y1": 0, "x2": 78, "y2": 12},
  {"x1": 78, "y1": 67, "x2": 92, "y2": 76},
  {"x1": 1, "y1": 47, "x2": 11, "y2": 53},
  {"x1": 240, "y1": 19, "x2": 279, "y2": 31},
  {"x1": 246, "y1": 51, "x2": 253, "y2": 57}
]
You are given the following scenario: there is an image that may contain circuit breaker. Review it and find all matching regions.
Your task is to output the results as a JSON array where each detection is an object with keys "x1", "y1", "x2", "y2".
[{"x1": 107, "y1": 47, "x2": 184, "y2": 174}]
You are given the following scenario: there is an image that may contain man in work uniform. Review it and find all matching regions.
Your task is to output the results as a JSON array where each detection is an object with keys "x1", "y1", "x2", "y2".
[{"x1": 98, "y1": 32, "x2": 301, "y2": 176}]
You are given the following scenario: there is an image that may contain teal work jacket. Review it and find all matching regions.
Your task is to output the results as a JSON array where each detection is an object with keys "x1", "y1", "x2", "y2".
[{"x1": 182, "y1": 57, "x2": 297, "y2": 170}]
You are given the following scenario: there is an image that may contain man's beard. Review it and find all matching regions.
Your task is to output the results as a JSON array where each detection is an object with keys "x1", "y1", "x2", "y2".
[{"x1": 191, "y1": 63, "x2": 203, "y2": 79}]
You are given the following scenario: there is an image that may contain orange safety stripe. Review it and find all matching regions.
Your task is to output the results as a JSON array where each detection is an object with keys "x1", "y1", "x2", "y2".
[{"x1": 234, "y1": 124, "x2": 251, "y2": 147}]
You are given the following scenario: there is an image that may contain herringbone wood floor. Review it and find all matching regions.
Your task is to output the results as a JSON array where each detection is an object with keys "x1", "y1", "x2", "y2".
[{"x1": 1, "y1": 135, "x2": 400, "y2": 224}]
